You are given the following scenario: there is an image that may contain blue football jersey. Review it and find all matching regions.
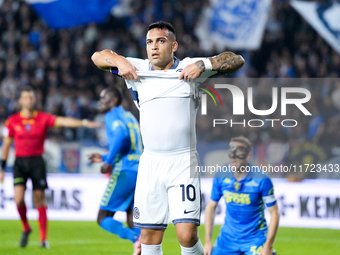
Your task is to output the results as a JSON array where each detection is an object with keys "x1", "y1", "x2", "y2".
[
  {"x1": 210, "y1": 166, "x2": 276, "y2": 241},
  {"x1": 101, "y1": 106, "x2": 142, "y2": 171}
]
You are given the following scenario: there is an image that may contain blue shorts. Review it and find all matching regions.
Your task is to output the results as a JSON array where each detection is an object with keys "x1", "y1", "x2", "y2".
[
  {"x1": 100, "y1": 169, "x2": 137, "y2": 212},
  {"x1": 212, "y1": 235, "x2": 266, "y2": 255}
]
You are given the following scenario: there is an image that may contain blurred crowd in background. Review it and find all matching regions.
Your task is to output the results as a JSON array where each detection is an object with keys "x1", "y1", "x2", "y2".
[{"x1": 0, "y1": 0, "x2": 340, "y2": 151}]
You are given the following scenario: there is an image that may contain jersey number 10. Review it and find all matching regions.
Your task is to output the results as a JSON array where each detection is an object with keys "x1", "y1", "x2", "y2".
[{"x1": 180, "y1": 184, "x2": 196, "y2": 202}]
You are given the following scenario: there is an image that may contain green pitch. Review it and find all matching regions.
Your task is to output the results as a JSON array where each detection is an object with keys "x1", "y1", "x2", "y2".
[{"x1": 0, "y1": 220, "x2": 339, "y2": 255}]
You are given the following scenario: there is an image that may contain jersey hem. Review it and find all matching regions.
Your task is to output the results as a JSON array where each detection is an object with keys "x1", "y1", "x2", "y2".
[
  {"x1": 133, "y1": 223, "x2": 168, "y2": 229},
  {"x1": 172, "y1": 218, "x2": 200, "y2": 225},
  {"x1": 143, "y1": 147, "x2": 197, "y2": 157}
]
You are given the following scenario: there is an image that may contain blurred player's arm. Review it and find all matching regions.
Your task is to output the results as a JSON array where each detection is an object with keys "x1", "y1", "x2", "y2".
[
  {"x1": 91, "y1": 49, "x2": 139, "y2": 80},
  {"x1": 87, "y1": 153, "x2": 112, "y2": 174},
  {"x1": 204, "y1": 199, "x2": 218, "y2": 255},
  {"x1": 55, "y1": 117, "x2": 101, "y2": 128},
  {"x1": 0, "y1": 138, "x2": 12, "y2": 183},
  {"x1": 88, "y1": 122, "x2": 127, "y2": 173},
  {"x1": 260, "y1": 203, "x2": 280, "y2": 255},
  {"x1": 100, "y1": 126, "x2": 127, "y2": 165},
  {"x1": 179, "y1": 51, "x2": 244, "y2": 81}
]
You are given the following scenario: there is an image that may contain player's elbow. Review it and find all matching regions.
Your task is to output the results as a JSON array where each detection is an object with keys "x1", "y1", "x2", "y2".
[
  {"x1": 236, "y1": 55, "x2": 245, "y2": 69},
  {"x1": 91, "y1": 52, "x2": 100, "y2": 65}
]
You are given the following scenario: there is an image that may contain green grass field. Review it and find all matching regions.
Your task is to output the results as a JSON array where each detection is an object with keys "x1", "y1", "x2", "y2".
[{"x1": 0, "y1": 220, "x2": 339, "y2": 255}]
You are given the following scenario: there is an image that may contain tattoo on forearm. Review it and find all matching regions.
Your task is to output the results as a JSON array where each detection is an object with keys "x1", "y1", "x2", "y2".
[
  {"x1": 210, "y1": 52, "x2": 245, "y2": 74},
  {"x1": 105, "y1": 58, "x2": 113, "y2": 65},
  {"x1": 195, "y1": 60, "x2": 205, "y2": 72}
]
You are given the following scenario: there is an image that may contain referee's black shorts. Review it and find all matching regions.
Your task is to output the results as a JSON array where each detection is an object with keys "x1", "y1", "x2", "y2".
[{"x1": 13, "y1": 155, "x2": 48, "y2": 190}]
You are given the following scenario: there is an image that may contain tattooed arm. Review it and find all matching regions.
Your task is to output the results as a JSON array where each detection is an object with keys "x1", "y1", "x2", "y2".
[
  {"x1": 179, "y1": 51, "x2": 244, "y2": 81},
  {"x1": 209, "y1": 51, "x2": 245, "y2": 74},
  {"x1": 91, "y1": 49, "x2": 139, "y2": 80}
]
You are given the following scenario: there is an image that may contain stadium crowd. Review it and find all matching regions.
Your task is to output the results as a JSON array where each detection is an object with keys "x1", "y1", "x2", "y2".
[{"x1": 0, "y1": 0, "x2": 339, "y2": 149}]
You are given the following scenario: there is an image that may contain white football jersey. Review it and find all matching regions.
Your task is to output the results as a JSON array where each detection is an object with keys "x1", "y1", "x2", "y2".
[{"x1": 115, "y1": 57, "x2": 217, "y2": 152}]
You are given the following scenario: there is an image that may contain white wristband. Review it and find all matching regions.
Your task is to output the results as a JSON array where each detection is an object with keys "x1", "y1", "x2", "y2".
[
  {"x1": 82, "y1": 119, "x2": 89, "y2": 127},
  {"x1": 202, "y1": 58, "x2": 212, "y2": 71}
]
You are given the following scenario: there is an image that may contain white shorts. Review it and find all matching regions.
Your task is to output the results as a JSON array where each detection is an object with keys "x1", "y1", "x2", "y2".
[{"x1": 133, "y1": 149, "x2": 201, "y2": 229}]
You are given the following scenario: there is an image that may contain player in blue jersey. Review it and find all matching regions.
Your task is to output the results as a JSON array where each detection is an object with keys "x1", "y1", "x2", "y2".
[
  {"x1": 204, "y1": 136, "x2": 280, "y2": 255},
  {"x1": 88, "y1": 87, "x2": 143, "y2": 255}
]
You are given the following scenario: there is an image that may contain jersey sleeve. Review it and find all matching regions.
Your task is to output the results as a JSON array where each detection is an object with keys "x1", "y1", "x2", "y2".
[
  {"x1": 44, "y1": 112, "x2": 57, "y2": 127},
  {"x1": 3, "y1": 119, "x2": 13, "y2": 138},
  {"x1": 181, "y1": 57, "x2": 218, "y2": 80},
  {"x1": 102, "y1": 119, "x2": 129, "y2": 165},
  {"x1": 261, "y1": 178, "x2": 276, "y2": 207},
  {"x1": 120, "y1": 57, "x2": 147, "y2": 110},
  {"x1": 210, "y1": 177, "x2": 223, "y2": 202},
  {"x1": 126, "y1": 57, "x2": 149, "y2": 71}
]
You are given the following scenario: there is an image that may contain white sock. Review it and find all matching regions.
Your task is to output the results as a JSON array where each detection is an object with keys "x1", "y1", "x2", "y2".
[
  {"x1": 180, "y1": 239, "x2": 204, "y2": 255},
  {"x1": 141, "y1": 243, "x2": 163, "y2": 255}
]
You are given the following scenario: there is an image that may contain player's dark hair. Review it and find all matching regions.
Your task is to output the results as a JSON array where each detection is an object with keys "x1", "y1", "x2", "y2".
[
  {"x1": 106, "y1": 87, "x2": 122, "y2": 106},
  {"x1": 230, "y1": 136, "x2": 252, "y2": 151},
  {"x1": 148, "y1": 21, "x2": 176, "y2": 41},
  {"x1": 21, "y1": 86, "x2": 35, "y2": 94}
]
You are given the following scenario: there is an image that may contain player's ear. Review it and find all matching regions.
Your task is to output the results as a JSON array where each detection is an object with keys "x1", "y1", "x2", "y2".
[
  {"x1": 172, "y1": 41, "x2": 178, "y2": 53},
  {"x1": 246, "y1": 151, "x2": 251, "y2": 161},
  {"x1": 113, "y1": 97, "x2": 118, "y2": 107},
  {"x1": 18, "y1": 94, "x2": 23, "y2": 105}
]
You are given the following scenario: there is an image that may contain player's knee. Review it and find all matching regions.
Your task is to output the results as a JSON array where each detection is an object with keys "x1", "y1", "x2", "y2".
[
  {"x1": 141, "y1": 229, "x2": 164, "y2": 245},
  {"x1": 33, "y1": 195, "x2": 45, "y2": 208},
  {"x1": 97, "y1": 214, "x2": 104, "y2": 225},
  {"x1": 15, "y1": 199, "x2": 25, "y2": 207},
  {"x1": 177, "y1": 231, "x2": 198, "y2": 246},
  {"x1": 97, "y1": 210, "x2": 114, "y2": 225}
]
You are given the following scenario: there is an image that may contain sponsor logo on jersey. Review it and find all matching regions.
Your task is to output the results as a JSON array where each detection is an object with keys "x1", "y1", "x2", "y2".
[
  {"x1": 22, "y1": 119, "x2": 35, "y2": 125},
  {"x1": 245, "y1": 180, "x2": 259, "y2": 187},
  {"x1": 223, "y1": 190, "x2": 251, "y2": 205},
  {"x1": 184, "y1": 209, "x2": 195, "y2": 214}
]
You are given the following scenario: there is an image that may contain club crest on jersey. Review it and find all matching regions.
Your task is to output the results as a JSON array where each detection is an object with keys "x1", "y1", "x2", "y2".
[
  {"x1": 233, "y1": 181, "x2": 242, "y2": 191},
  {"x1": 133, "y1": 207, "x2": 140, "y2": 219}
]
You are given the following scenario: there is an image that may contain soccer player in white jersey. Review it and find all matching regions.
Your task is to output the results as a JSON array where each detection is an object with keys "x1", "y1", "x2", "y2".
[{"x1": 91, "y1": 21, "x2": 245, "y2": 255}]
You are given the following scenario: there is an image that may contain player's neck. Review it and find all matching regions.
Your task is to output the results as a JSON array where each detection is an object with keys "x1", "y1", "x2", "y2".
[
  {"x1": 21, "y1": 109, "x2": 34, "y2": 118},
  {"x1": 234, "y1": 166, "x2": 248, "y2": 181},
  {"x1": 152, "y1": 59, "x2": 174, "y2": 70}
]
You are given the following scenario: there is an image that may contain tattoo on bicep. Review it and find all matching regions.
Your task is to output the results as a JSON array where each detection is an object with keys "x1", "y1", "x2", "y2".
[
  {"x1": 210, "y1": 52, "x2": 244, "y2": 74},
  {"x1": 195, "y1": 60, "x2": 205, "y2": 72},
  {"x1": 105, "y1": 58, "x2": 113, "y2": 65}
]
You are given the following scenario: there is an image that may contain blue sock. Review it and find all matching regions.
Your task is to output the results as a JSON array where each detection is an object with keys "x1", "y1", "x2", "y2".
[
  {"x1": 133, "y1": 227, "x2": 141, "y2": 236},
  {"x1": 100, "y1": 217, "x2": 139, "y2": 243}
]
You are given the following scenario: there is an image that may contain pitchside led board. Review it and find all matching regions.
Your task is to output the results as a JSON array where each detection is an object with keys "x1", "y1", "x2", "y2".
[{"x1": 1, "y1": 175, "x2": 340, "y2": 229}]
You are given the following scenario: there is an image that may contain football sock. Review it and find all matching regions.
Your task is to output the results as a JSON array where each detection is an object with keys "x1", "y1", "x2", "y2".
[
  {"x1": 180, "y1": 239, "x2": 204, "y2": 255},
  {"x1": 100, "y1": 217, "x2": 139, "y2": 243},
  {"x1": 17, "y1": 203, "x2": 30, "y2": 232},
  {"x1": 141, "y1": 243, "x2": 163, "y2": 255},
  {"x1": 133, "y1": 227, "x2": 141, "y2": 236},
  {"x1": 37, "y1": 206, "x2": 47, "y2": 242}
]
